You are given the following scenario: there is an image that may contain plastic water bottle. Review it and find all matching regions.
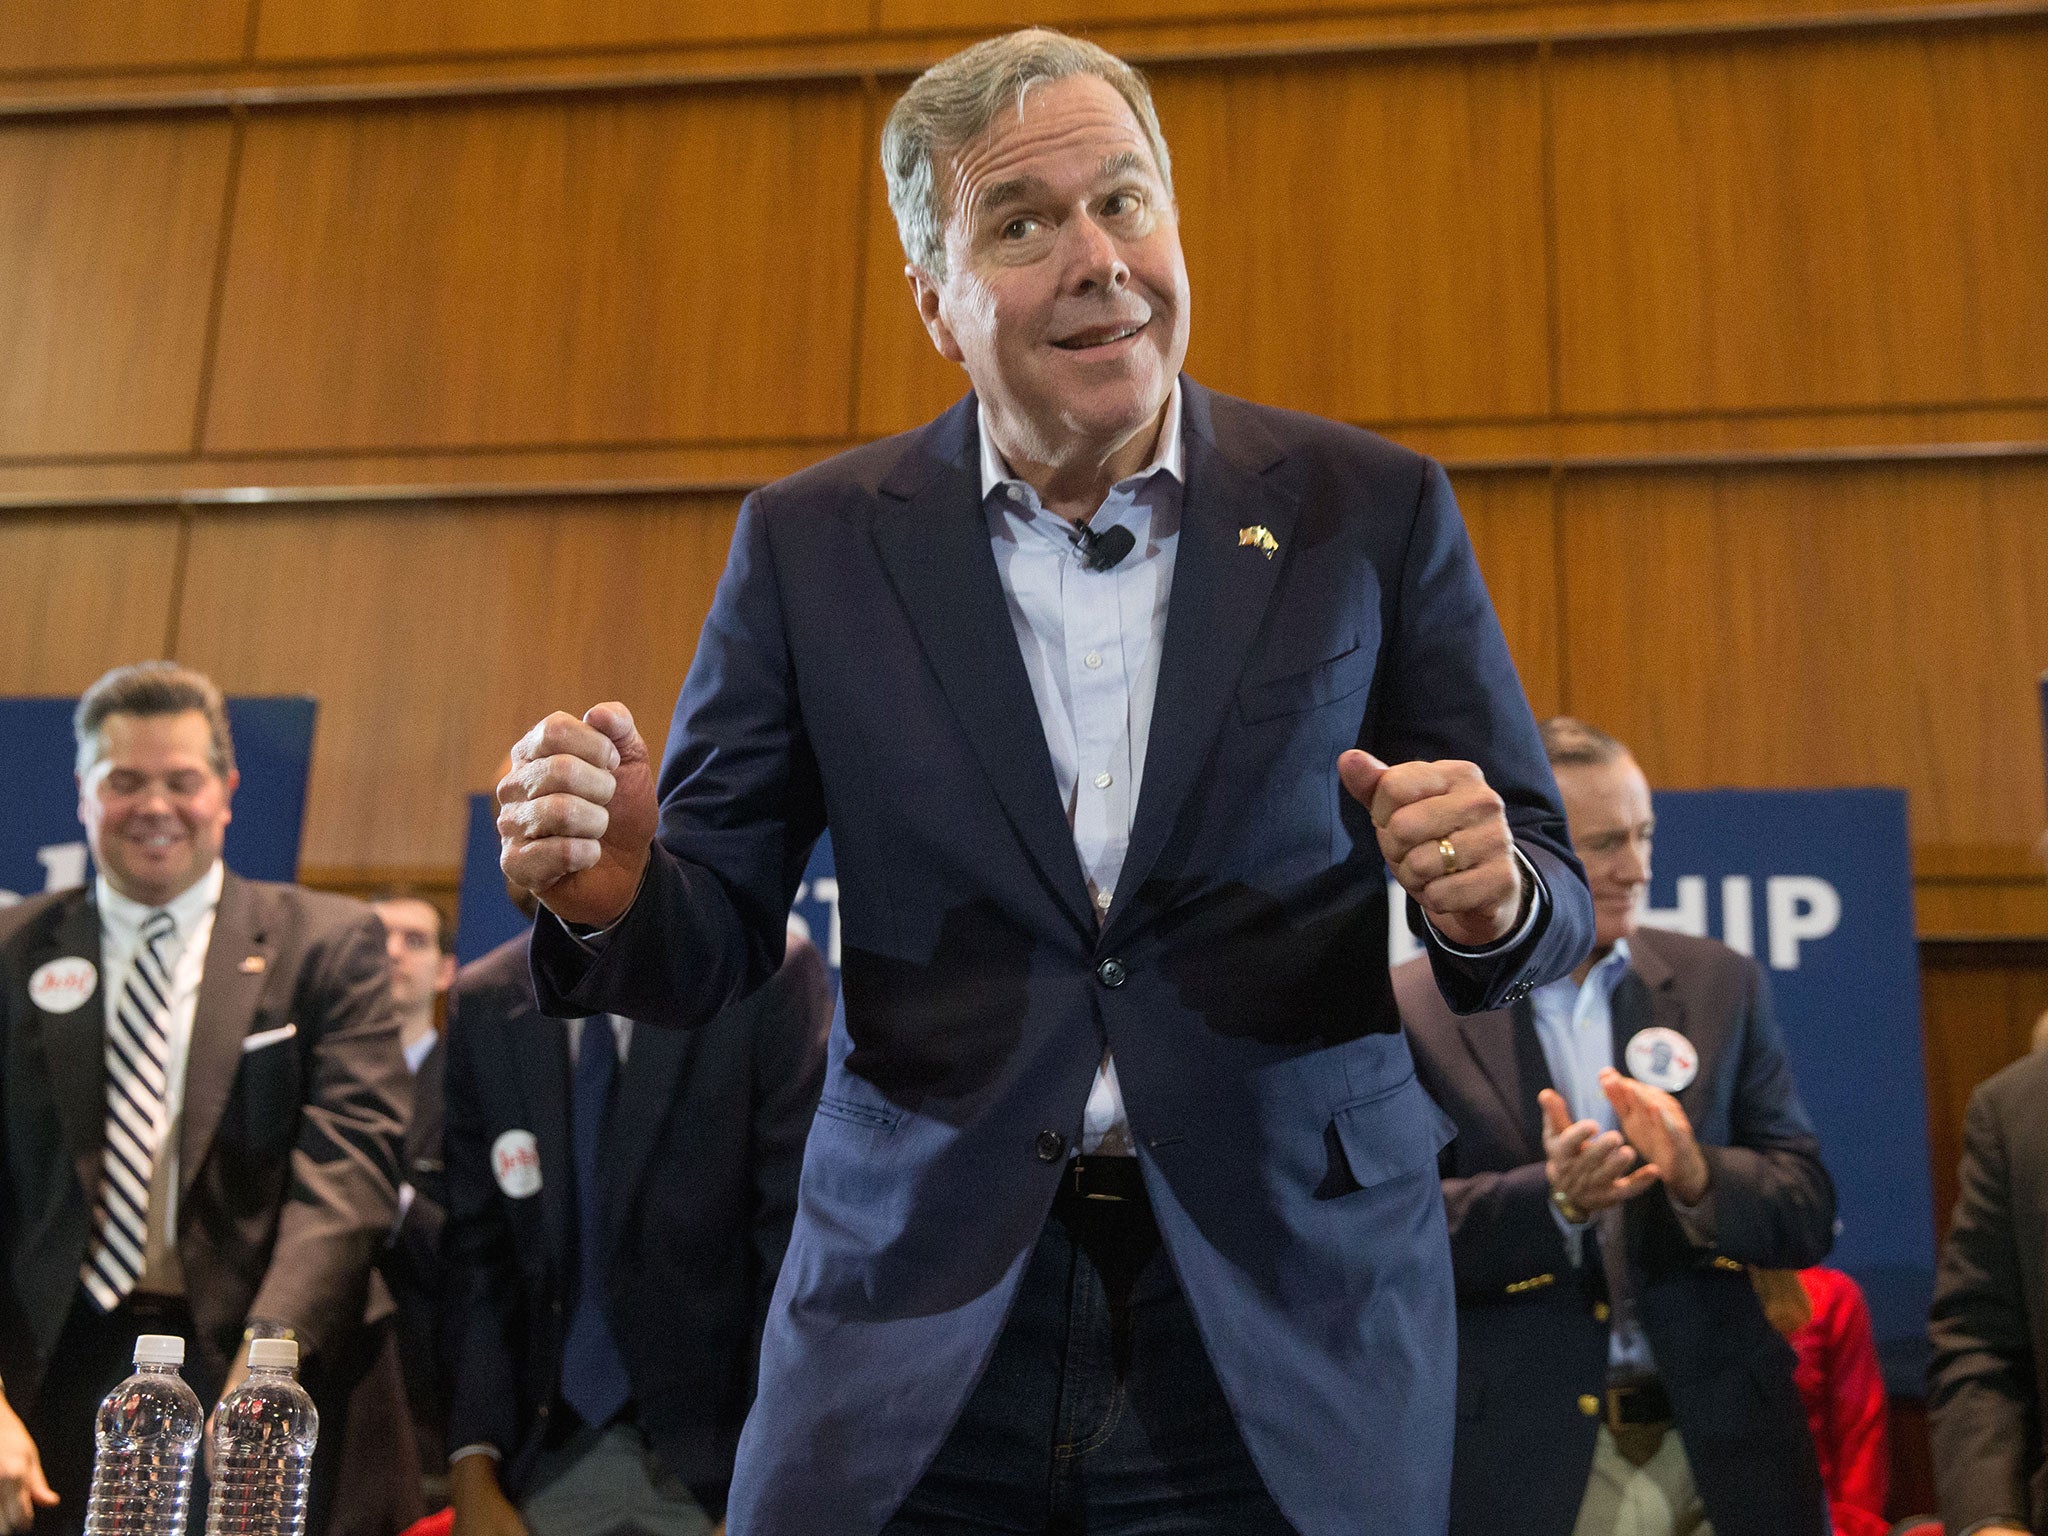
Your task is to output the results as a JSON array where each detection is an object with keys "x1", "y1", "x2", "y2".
[
  {"x1": 202, "y1": 1337, "x2": 318, "y2": 1536},
  {"x1": 84, "y1": 1333, "x2": 203, "y2": 1536}
]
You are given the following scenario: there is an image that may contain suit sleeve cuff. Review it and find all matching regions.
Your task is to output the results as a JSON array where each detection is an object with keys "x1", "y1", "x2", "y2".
[
  {"x1": 1427, "y1": 846, "x2": 1546, "y2": 958},
  {"x1": 1669, "y1": 1185, "x2": 1718, "y2": 1245}
]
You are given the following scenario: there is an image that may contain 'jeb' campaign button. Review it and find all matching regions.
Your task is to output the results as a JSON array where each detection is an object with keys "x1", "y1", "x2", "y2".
[
  {"x1": 491, "y1": 1129, "x2": 542, "y2": 1199},
  {"x1": 1624, "y1": 1027, "x2": 1699, "y2": 1093},
  {"x1": 29, "y1": 957, "x2": 98, "y2": 1015}
]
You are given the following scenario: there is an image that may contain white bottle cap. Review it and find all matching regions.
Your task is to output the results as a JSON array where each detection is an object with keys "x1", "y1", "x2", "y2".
[
  {"x1": 246, "y1": 1338, "x2": 299, "y2": 1371},
  {"x1": 133, "y1": 1334, "x2": 185, "y2": 1367}
]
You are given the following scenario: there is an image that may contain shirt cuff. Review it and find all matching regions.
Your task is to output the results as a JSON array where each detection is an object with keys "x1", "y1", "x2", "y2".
[
  {"x1": 1428, "y1": 846, "x2": 1546, "y2": 958},
  {"x1": 1548, "y1": 1195, "x2": 1591, "y2": 1267},
  {"x1": 448, "y1": 1443, "x2": 502, "y2": 1464}
]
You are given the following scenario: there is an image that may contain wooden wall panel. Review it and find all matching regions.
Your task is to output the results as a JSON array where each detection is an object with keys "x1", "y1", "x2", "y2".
[
  {"x1": 856, "y1": 52, "x2": 1550, "y2": 436},
  {"x1": 204, "y1": 86, "x2": 869, "y2": 455},
  {"x1": 0, "y1": 116, "x2": 233, "y2": 458},
  {"x1": 0, "y1": 0, "x2": 247, "y2": 75},
  {"x1": 1551, "y1": 23, "x2": 2048, "y2": 416},
  {"x1": 253, "y1": 0, "x2": 866, "y2": 63},
  {"x1": 0, "y1": 513, "x2": 182, "y2": 694},
  {"x1": 1452, "y1": 471, "x2": 1560, "y2": 718},
  {"x1": 1558, "y1": 460, "x2": 2048, "y2": 871},
  {"x1": 1920, "y1": 944, "x2": 2048, "y2": 1234},
  {"x1": 171, "y1": 496, "x2": 739, "y2": 872}
]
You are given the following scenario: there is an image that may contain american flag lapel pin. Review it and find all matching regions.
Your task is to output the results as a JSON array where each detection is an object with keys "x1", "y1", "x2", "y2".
[{"x1": 1237, "y1": 525, "x2": 1278, "y2": 559}]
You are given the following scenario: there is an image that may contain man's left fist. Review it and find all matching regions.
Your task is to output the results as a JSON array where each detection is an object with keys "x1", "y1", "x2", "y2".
[{"x1": 1338, "y1": 750, "x2": 1524, "y2": 950}]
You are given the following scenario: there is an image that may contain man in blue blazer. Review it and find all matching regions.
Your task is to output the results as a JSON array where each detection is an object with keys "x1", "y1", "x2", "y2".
[{"x1": 497, "y1": 28, "x2": 1592, "y2": 1536}]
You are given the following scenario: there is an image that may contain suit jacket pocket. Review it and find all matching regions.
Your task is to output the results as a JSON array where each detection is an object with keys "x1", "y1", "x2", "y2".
[
  {"x1": 814, "y1": 1092, "x2": 902, "y2": 1133},
  {"x1": 1329, "y1": 1075, "x2": 1458, "y2": 1191},
  {"x1": 1237, "y1": 636, "x2": 1371, "y2": 724}
]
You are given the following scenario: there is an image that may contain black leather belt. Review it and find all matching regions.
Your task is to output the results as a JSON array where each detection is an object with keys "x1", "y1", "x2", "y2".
[{"x1": 1060, "y1": 1154, "x2": 1147, "y2": 1205}]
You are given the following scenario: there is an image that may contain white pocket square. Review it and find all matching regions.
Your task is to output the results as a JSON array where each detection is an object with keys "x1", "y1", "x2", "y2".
[{"x1": 240, "y1": 1022, "x2": 298, "y2": 1053}]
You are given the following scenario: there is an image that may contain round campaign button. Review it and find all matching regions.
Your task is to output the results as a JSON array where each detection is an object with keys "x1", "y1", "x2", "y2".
[
  {"x1": 491, "y1": 1129, "x2": 543, "y2": 1199},
  {"x1": 1624, "y1": 1027, "x2": 1699, "y2": 1093},
  {"x1": 29, "y1": 957, "x2": 98, "y2": 1015}
]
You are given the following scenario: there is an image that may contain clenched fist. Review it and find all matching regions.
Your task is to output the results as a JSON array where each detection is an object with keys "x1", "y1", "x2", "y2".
[
  {"x1": 1339, "y1": 750, "x2": 1526, "y2": 950},
  {"x1": 497, "y1": 704, "x2": 660, "y2": 930}
]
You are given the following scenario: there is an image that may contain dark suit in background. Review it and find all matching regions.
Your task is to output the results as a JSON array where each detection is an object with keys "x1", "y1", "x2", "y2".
[
  {"x1": 382, "y1": 1034, "x2": 448, "y2": 1486},
  {"x1": 0, "y1": 873, "x2": 411, "y2": 1536},
  {"x1": 1398, "y1": 927, "x2": 1835, "y2": 1536},
  {"x1": 441, "y1": 930, "x2": 829, "y2": 1518},
  {"x1": 1929, "y1": 1045, "x2": 2048, "y2": 1533}
]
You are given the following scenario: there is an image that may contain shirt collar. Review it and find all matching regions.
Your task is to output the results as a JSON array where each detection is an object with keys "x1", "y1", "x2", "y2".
[
  {"x1": 404, "y1": 1029, "x2": 439, "y2": 1075},
  {"x1": 977, "y1": 379, "x2": 1184, "y2": 502},
  {"x1": 1534, "y1": 935, "x2": 1632, "y2": 1008},
  {"x1": 96, "y1": 859, "x2": 225, "y2": 948}
]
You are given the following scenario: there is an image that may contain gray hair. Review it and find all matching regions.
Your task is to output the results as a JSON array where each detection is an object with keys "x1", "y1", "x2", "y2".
[
  {"x1": 1538, "y1": 716, "x2": 1631, "y2": 771},
  {"x1": 882, "y1": 28, "x2": 1175, "y2": 280},
  {"x1": 75, "y1": 661, "x2": 237, "y2": 780}
]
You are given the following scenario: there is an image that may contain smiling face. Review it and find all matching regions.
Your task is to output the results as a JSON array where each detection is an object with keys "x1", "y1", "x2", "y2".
[
  {"x1": 909, "y1": 73, "x2": 1191, "y2": 479},
  {"x1": 77, "y1": 710, "x2": 237, "y2": 907},
  {"x1": 1555, "y1": 753, "x2": 1655, "y2": 950}
]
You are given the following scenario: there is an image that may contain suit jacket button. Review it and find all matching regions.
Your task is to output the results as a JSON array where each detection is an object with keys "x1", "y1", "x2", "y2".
[
  {"x1": 537, "y1": 1402, "x2": 550, "y2": 1419},
  {"x1": 1593, "y1": 1302, "x2": 1611, "y2": 1323},
  {"x1": 1577, "y1": 1394, "x2": 1601, "y2": 1417},
  {"x1": 1036, "y1": 1130, "x2": 1066, "y2": 1162},
  {"x1": 1095, "y1": 958, "x2": 1127, "y2": 988}
]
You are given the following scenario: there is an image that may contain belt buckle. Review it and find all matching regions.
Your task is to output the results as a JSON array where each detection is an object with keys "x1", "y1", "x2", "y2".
[{"x1": 1070, "y1": 1157, "x2": 1128, "y2": 1202}]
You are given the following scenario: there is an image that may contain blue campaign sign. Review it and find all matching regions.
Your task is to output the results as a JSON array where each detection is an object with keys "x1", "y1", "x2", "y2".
[
  {"x1": 454, "y1": 790, "x2": 842, "y2": 985},
  {"x1": 1635, "y1": 789, "x2": 1933, "y2": 1390},
  {"x1": 1387, "y1": 786, "x2": 1933, "y2": 1388},
  {"x1": 0, "y1": 696, "x2": 318, "y2": 909},
  {"x1": 453, "y1": 793, "x2": 530, "y2": 965}
]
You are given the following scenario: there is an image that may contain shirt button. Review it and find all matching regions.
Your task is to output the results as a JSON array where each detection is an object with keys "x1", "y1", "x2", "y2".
[
  {"x1": 1095, "y1": 890, "x2": 1113, "y2": 911},
  {"x1": 1084, "y1": 652, "x2": 1103, "y2": 669},
  {"x1": 1096, "y1": 958, "x2": 1127, "y2": 988},
  {"x1": 1035, "y1": 1130, "x2": 1066, "y2": 1162},
  {"x1": 1094, "y1": 772, "x2": 1112, "y2": 789}
]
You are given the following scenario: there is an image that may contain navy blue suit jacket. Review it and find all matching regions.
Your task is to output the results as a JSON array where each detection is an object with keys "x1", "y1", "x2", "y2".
[
  {"x1": 442, "y1": 933, "x2": 828, "y2": 1512},
  {"x1": 1397, "y1": 928, "x2": 1835, "y2": 1536},
  {"x1": 533, "y1": 380, "x2": 1593, "y2": 1535}
]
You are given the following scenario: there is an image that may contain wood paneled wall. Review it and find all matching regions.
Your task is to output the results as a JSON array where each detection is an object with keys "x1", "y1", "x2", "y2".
[
  {"x1": 8, "y1": 12, "x2": 2047, "y2": 1408},
  {"x1": 4, "y1": 5, "x2": 2045, "y2": 940}
]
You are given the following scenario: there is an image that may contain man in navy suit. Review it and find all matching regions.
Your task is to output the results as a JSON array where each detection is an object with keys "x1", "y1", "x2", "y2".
[
  {"x1": 438, "y1": 930, "x2": 829, "y2": 1536},
  {"x1": 496, "y1": 28, "x2": 1593, "y2": 1536},
  {"x1": 1396, "y1": 718, "x2": 1834, "y2": 1536}
]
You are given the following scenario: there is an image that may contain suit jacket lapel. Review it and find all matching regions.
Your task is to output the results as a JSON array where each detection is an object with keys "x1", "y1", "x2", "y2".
[
  {"x1": 600, "y1": 1018, "x2": 696, "y2": 1260},
  {"x1": 1107, "y1": 381, "x2": 1298, "y2": 930},
  {"x1": 872, "y1": 396, "x2": 1095, "y2": 937},
  {"x1": 512, "y1": 995, "x2": 575, "y2": 1281},
  {"x1": 33, "y1": 889, "x2": 113, "y2": 1200},
  {"x1": 1458, "y1": 999, "x2": 1553, "y2": 1159},
  {"x1": 181, "y1": 875, "x2": 275, "y2": 1193}
]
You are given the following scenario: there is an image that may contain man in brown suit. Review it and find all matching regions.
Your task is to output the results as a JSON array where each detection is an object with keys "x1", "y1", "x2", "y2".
[{"x1": 0, "y1": 662, "x2": 411, "y2": 1536}]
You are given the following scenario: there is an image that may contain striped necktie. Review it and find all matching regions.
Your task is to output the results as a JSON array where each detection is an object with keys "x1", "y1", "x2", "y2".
[{"x1": 81, "y1": 909, "x2": 178, "y2": 1313}]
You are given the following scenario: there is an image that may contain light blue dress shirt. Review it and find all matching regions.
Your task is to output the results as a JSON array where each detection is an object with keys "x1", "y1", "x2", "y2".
[
  {"x1": 1531, "y1": 940, "x2": 1717, "y2": 1379},
  {"x1": 979, "y1": 388, "x2": 1185, "y2": 1154}
]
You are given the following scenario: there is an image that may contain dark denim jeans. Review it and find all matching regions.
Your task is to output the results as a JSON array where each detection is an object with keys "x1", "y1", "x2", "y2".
[{"x1": 882, "y1": 1181, "x2": 1297, "y2": 1536}]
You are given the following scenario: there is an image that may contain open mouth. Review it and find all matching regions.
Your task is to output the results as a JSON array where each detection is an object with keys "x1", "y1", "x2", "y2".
[{"x1": 1052, "y1": 321, "x2": 1146, "y2": 351}]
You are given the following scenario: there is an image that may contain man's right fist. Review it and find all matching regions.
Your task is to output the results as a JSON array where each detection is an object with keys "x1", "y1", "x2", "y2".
[{"x1": 498, "y1": 704, "x2": 659, "y2": 930}]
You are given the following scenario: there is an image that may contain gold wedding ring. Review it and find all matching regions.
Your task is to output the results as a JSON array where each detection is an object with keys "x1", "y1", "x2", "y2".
[{"x1": 1438, "y1": 837, "x2": 1460, "y2": 875}]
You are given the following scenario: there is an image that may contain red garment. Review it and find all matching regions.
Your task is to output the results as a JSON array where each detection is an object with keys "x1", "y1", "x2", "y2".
[{"x1": 1790, "y1": 1267, "x2": 1890, "y2": 1536}]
